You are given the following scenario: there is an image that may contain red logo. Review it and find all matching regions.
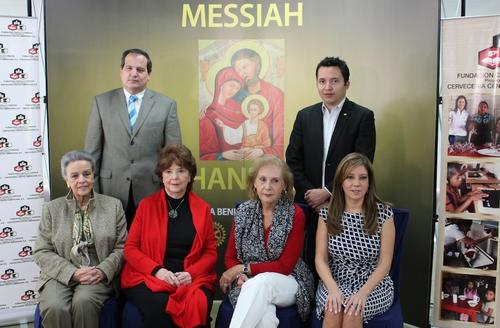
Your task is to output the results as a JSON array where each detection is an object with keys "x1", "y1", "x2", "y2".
[
  {"x1": 9, "y1": 69, "x2": 26, "y2": 80},
  {"x1": 7, "y1": 24, "x2": 17, "y2": 31},
  {"x1": 20, "y1": 294, "x2": 30, "y2": 301},
  {"x1": 0, "y1": 232, "x2": 7, "y2": 238},
  {"x1": 478, "y1": 34, "x2": 500, "y2": 69},
  {"x1": 11, "y1": 117, "x2": 27, "y2": 126},
  {"x1": 35, "y1": 185, "x2": 43, "y2": 193},
  {"x1": 1, "y1": 274, "x2": 10, "y2": 280},
  {"x1": 20, "y1": 291, "x2": 36, "y2": 301}
]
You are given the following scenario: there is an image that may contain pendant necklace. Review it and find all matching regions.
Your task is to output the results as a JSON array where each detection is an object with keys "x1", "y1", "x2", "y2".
[{"x1": 168, "y1": 198, "x2": 185, "y2": 219}]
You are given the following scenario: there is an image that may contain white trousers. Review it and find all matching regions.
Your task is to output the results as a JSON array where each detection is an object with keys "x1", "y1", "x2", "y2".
[{"x1": 229, "y1": 272, "x2": 298, "y2": 328}]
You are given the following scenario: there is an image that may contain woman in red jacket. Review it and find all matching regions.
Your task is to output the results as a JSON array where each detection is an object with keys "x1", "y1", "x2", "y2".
[
  {"x1": 121, "y1": 144, "x2": 217, "y2": 328},
  {"x1": 219, "y1": 155, "x2": 314, "y2": 327}
]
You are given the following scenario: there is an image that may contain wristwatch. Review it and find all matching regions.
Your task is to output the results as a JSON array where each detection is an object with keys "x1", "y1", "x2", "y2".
[{"x1": 243, "y1": 263, "x2": 250, "y2": 275}]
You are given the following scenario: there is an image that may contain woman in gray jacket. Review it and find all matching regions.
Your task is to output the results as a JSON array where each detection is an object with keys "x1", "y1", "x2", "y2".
[{"x1": 34, "y1": 150, "x2": 127, "y2": 328}]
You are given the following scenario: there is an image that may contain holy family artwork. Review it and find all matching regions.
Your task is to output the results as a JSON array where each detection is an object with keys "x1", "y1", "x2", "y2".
[{"x1": 199, "y1": 39, "x2": 284, "y2": 160}]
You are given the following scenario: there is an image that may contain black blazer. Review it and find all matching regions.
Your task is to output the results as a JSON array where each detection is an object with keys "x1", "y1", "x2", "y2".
[{"x1": 286, "y1": 98, "x2": 375, "y2": 203}]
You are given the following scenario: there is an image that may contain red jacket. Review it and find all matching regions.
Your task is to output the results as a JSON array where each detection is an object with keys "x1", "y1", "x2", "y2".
[
  {"x1": 121, "y1": 190, "x2": 217, "y2": 327},
  {"x1": 225, "y1": 204, "x2": 305, "y2": 274}
]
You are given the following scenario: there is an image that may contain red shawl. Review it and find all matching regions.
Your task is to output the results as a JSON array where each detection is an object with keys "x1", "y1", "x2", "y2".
[{"x1": 121, "y1": 190, "x2": 217, "y2": 327}]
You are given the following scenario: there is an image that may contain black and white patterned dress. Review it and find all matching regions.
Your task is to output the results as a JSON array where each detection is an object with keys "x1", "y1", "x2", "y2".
[{"x1": 315, "y1": 203, "x2": 394, "y2": 322}]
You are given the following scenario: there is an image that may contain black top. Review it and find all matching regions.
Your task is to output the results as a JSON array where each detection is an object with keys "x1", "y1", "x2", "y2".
[{"x1": 164, "y1": 192, "x2": 196, "y2": 273}]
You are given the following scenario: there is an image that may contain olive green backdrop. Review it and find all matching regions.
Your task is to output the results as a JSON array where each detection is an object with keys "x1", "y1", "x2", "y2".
[{"x1": 45, "y1": 0, "x2": 438, "y2": 326}]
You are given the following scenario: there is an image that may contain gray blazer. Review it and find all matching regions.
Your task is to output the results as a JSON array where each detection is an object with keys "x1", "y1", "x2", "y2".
[
  {"x1": 84, "y1": 88, "x2": 182, "y2": 209},
  {"x1": 34, "y1": 192, "x2": 127, "y2": 289}
]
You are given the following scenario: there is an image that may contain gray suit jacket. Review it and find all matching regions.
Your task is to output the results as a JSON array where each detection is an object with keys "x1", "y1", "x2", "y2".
[
  {"x1": 84, "y1": 88, "x2": 181, "y2": 209},
  {"x1": 34, "y1": 192, "x2": 127, "y2": 289}
]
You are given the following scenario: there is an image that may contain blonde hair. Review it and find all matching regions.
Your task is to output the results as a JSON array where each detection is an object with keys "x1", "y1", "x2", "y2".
[{"x1": 246, "y1": 155, "x2": 294, "y2": 201}]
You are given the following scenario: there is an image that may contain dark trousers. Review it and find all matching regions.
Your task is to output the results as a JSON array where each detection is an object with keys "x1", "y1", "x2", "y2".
[
  {"x1": 304, "y1": 210, "x2": 319, "y2": 289},
  {"x1": 124, "y1": 283, "x2": 213, "y2": 328}
]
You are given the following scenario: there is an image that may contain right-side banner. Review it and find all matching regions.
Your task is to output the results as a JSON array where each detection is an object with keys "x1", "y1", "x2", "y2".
[{"x1": 435, "y1": 16, "x2": 500, "y2": 326}]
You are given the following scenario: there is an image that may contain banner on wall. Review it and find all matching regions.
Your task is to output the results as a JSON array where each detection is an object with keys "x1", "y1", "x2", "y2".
[
  {"x1": 434, "y1": 15, "x2": 500, "y2": 326},
  {"x1": 187, "y1": 7, "x2": 303, "y2": 279},
  {"x1": 199, "y1": 39, "x2": 284, "y2": 161},
  {"x1": 0, "y1": 16, "x2": 42, "y2": 323},
  {"x1": 196, "y1": 39, "x2": 287, "y2": 264},
  {"x1": 43, "y1": 0, "x2": 440, "y2": 325}
]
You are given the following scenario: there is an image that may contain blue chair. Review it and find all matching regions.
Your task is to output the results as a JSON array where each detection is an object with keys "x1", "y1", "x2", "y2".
[
  {"x1": 34, "y1": 297, "x2": 119, "y2": 328},
  {"x1": 310, "y1": 208, "x2": 409, "y2": 328},
  {"x1": 121, "y1": 301, "x2": 143, "y2": 328},
  {"x1": 215, "y1": 297, "x2": 302, "y2": 328}
]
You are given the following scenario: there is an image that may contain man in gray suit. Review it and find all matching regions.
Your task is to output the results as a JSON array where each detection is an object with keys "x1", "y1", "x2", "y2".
[{"x1": 85, "y1": 48, "x2": 181, "y2": 228}]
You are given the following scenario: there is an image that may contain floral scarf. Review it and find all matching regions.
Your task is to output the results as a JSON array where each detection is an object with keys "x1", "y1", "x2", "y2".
[
  {"x1": 70, "y1": 206, "x2": 94, "y2": 267},
  {"x1": 229, "y1": 197, "x2": 314, "y2": 321}
]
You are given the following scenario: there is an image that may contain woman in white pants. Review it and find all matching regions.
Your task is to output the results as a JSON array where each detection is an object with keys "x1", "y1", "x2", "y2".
[{"x1": 219, "y1": 156, "x2": 314, "y2": 327}]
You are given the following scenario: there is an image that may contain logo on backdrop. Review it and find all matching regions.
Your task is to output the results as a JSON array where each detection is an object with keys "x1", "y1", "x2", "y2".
[
  {"x1": 7, "y1": 19, "x2": 25, "y2": 31},
  {"x1": 16, "y1": 205, "x2": 33, "y2": 217},
  {"x1": 31, "y1": 91, "x2": 40, "y2": 104},
  {"x1": 0, "y1": 91, "x2": 9, "y2": 103},
  {"x1": 0, "y1": 227, "x2": 16, "y2": 239},
  {"x1": 35, "y1": 181, "x2": 43, "y2": 193},
  {"x1": 18, "y1": 245, "x2": 33, "y2": 257},
  {"x1": 478, "y1": 34, "x2": 500, "y2": 69},
  {"x1": 214, "y1": 221, "x2": 227, "y2": 247},
  {"x1": 14, "y1": 160, "x2": 31, "y2": 172},
  {"x1": 0, "y1": 136, "x2": 11, "y2": 149},
  {"x1": 33, "y1": 135, "x2": 42, "y2": 147},
  {"x1": 28, "y1": 43, "x2": 39, "y2": 55},
  {"x1": 11, "y1": 114, "x2": 29, "y2": 126},
  {"x1": 9, "y1": 68, "x2": 27, "y2": 80},
  {"x1": 1, "y1": 268, "x2": 19, "y2": 280},
  {"x1": 0, "y1": 184, "x2": 14, "y2": 196},
  {"x1": 20, "y1": 290, "x2": 38, "y2": 301},
  {"x1": 0, "y1": 42, "x2": 7, "y2": 54}
]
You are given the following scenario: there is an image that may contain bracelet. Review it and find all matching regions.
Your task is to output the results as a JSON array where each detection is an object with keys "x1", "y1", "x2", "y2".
[{"x1": 243, "y1": 263, "x2": 250, "y2": 275}]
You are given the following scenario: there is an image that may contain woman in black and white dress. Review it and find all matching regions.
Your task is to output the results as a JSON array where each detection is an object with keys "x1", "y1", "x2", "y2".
[{"x1": 315, "y1": 153, "x2": 395, "y2": 327}]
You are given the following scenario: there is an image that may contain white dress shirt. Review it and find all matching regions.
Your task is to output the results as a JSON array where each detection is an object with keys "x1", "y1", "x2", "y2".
[
  {"x1": 123, "y1": 88, "x2": 146, "y2": 117},
  {"x1": 321, "y1": 97, "x2": 346, "y2": 188}
]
